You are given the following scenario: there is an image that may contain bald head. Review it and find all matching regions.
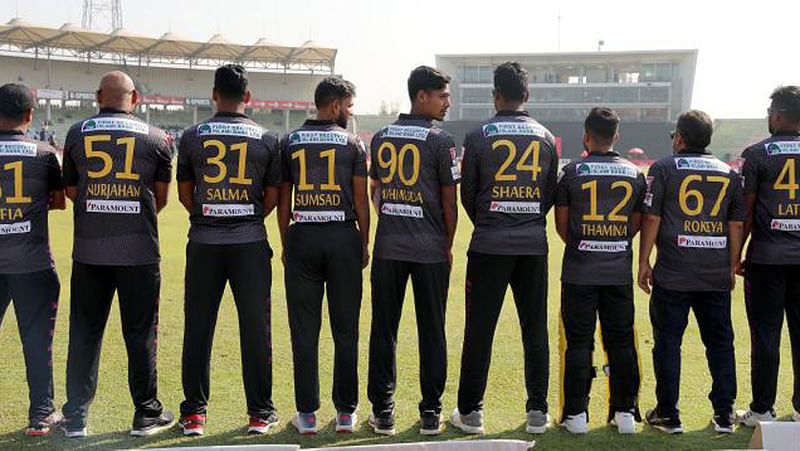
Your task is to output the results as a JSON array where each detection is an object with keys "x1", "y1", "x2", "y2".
[{"x1": 97, "y1": 71, "x2": 137, "y2": 112}]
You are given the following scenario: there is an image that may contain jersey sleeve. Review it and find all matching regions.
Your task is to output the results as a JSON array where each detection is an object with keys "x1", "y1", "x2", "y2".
[
  {"x1": 436, "y1": 133, "x2": 460, "y2": 186},
  {"x1": 633, "y1": 172, "x2": 648, "y2": 212},
  {"x1": 176, "y1": 129, "x2": 194, "y2": 182},
  {"x1": 353, "y1": 137, "x2": 368, "y2": 178},
  {"x1": 740, "y1": 146, "x2": 759, "y2": 195},
  {"x1": 554, "y1": 164, "x2": 571, "y2": 207},
  {"x1": 62, "y1": 126, "x2": 80, "y2": 186},
  {"x1": 644, "y1": 162, "x2": 666, "y2": 216},
  {"x1": 368, "y1": 133, "x2": 379, "y2": 180},
  {"x1": 728, "y1": 171, "x2": 747, "y2": 222},
  {"x1": 263, "y1": 132, "x2": 283, "y2": 187},
  {"x1": 154, "y1": 131, "x2": 173, "y2": 183},
  {"x1": 46, "y1": 152, "x2": 65, "y2": 191},
  {"x1": 279, "y1": 136, "x2": 293, "y2": 184},
  {"x1": 460, "y1": 132, "x2": 479, "y2": 222}
]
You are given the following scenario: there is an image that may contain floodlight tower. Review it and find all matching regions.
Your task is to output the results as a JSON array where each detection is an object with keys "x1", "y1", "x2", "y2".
[{"x1": 82, "y1": 0, "x2": 123, "y2": 31}]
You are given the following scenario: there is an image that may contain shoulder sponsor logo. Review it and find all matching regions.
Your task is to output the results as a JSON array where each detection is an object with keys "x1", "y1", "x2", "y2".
[
  {"x1": 489, "y1": 201, "x2": 541, "y2": 214},
  {"x1": 770, "y1": 219, "x2": 800, "y2": 231},
  {"x1": 766, "y1": 141, "x2": 800, "y2": 155},
  {"x1": 482, "y1": 122, "x2": 547, "y2": 138},
  {"x1": 202, "y1": 203, "x2": 255, "y2": 217},
  {"x1": 0, "y1": 141, "x2": 37, "y2": 157},
  {"x1": 575, "y1": 162, "x2": 638, "y2": 178},
  {"x1": 198, "y1": 122, "x2": 262, "y2": 139},
  {"x1": 646, "y1": 176, "x2": 654, "y2": 189},
  {"x1": 293, "y1": 210, "x2": 346, "y2": 223},
  {"x1": 677, "y1": 234, "x2": 727, "y2": 249},
  {"x1": 0, "y1": 220, "x2": 31, "y2": 235},
  {"x1": 86, "y1": 200, "x2": 141, "y2": 214},
  {"x1": 381, "y1": 125, "x2": 430, "y2": 141},
  {"x1": 451, "y1": 165, "x2": 461, "y2": 180},
  {"x1": 287, "y1": 130, "x2": 348, "y2": 145},
  {"x1": 82, "y1": 118, "x2": 149, "y2": 134},
  {"x1": 380, "y1": 202, "x2": 423, "y2": 218},
  {"x1": 577, "y1": 240, "x2": 628, "y2": 253},
  {"x1": 674, "y1": 157, "x2": 730, "y2": 173},
  {"x1": 644, "y1": 192, "x2": 654, "y2": 207}
]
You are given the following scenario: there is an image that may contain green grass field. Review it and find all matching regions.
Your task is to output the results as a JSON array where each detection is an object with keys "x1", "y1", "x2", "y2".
[{"x1": 0, "y1": 197, "x2": 796, "y2": 450}]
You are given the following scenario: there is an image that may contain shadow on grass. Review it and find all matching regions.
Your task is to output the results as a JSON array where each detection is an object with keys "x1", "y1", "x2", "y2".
[{"x1": 0, "y1": 417, "x2": 757, "y2": 450}]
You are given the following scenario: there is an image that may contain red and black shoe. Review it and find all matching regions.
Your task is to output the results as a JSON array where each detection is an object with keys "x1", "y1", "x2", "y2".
[
  {"x1": 179, "y1": 413, "x2": 206, "y2": 437},
  {"x1": 248, "y1": 411, "x2": 279, "y2": 435},
  {"x1": 25, "y1": 411, "x2": 63, "y2": 437}
]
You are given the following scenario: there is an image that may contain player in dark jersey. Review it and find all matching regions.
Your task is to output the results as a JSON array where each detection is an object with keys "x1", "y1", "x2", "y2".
[
  {"x1": 0, "y1": 84, "x2": 65, "y2": 436},
  {"x1": 638, "y1": 110, "x2": 745, "y2": 434},
  {"x1": 737, "y1": 86, "x2": 800, "y2": 426},
  {"x1": 367, "y1": 66, "x2": 459, "y2": 436},
  {"x1": 450, "y1": 62, "x2": 557, "y2": 436},
  {"x1": 176, "y1": 64, "x2": 282, "y2": 436},
  {"x1": 554, "y1": 107, "x2": 646, "y2": 435},
  {"x1": 278, "y1": 77, "x2": 370, "y2": 435},
  {"x1": 61, "y1": 71, "x2": 174, "y2": 438}
]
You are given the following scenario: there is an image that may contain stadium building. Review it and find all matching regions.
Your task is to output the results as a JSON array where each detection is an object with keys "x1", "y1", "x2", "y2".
[
  {"x1": 436, "y1": 50, "x2": 698, "y2": 159},
  {"x1": 0, "y1": 18, "x2": 336, "y2": 143}
]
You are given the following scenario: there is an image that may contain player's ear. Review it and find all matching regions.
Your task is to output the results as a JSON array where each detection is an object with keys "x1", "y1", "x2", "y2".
[
  {"x1": 242, "y1": 90, "x2": 252, "y2": 105},
  {"x1": 212, "y1": 88, "x2": 219, "y2": 103},
  {"x1": 130, "y1": 89, "x2": 139, "y2": 108},
  {"x1": 23, "y1": 108, "x2": 33, "y2": 125},
  {"x1": 613, "y1": 132, "x2": 620, "y2": 144}
]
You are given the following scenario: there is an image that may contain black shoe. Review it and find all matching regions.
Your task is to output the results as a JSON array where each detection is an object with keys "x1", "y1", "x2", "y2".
[
  {"x1": 61, "y1": 416, "x2": 87, "y2": 438},
  {"x1": 420, "y1": 410, "x2": 444, "y2": 435},
  {"x1": 131, "y1": 410, "x2": 176, "y2": 437},
  {"x1": 369, "y1": 411, "x2": 396, "y2": 436},
  {"x1": 645, "y1": 408, "x2": 683, "y2": 434},
  {"x1": 712, "y1": 412, "x2": 734, "y2": 434}
]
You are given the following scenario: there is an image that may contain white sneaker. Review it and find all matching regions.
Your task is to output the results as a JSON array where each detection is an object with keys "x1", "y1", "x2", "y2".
[
  {"x1": 561, "y1": 412, "x2": 588, "y2": 434},
  {"x1": 449, "y1": 408, "x2": 484, "y2": 434},
  {"x1": 613, "y1": 411, "x2": 636, "y2": 434},
  {"x1": 793, "y1": 410, "x2": 800, "y2": 422},
  {"x1": 735, "y1": 409, "x2": 776, "y2": 427}
]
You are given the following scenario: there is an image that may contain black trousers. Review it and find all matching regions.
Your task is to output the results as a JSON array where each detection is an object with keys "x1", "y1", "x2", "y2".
[
  {"x1": 457, "y1": 252, "x2": 549, "y2": 415},
  {"x1": 368, "y1": 258, "x2": 450, "y2": 416},
  {"x1": 560, "y1": 283, "x2": 639, "y2": 420},
  {"x1": 0, "y1": 269, "x2": 60, "y2": 422},
  {"x1": 285, "y1": 222, "x2": 362, "y2": 414},
  {"x1": 63, "y1": 262, "x2": 163, "y2": 425},
  {"x1": 745, "y1": 262, "x2": 800, "y2": 413},
  {"x1": 650, "y1": 285, "x2": 736, "y2": 417},
  {"x1": 180, "y1": 240, "x2": 275, "y2": 417}
]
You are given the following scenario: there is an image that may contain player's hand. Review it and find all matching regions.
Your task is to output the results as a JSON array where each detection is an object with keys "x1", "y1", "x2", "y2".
[
  {"x1": 730, "y1": 269, "x2": 737, "y2": 291},
  {"x1": 362, "y1": 247, "x2": 370, "y2": 269},
  {"x1": 637, "y1": 261, "x2": 653, "y2": 294},
  {"x1": 281, "y1": 248, "x2": 286, "y2": 266},
  {"x1": 734, "y1": 259, "x2": 745, "y2": 276},
  {"x1": 447, "y1": 250, "x2": 453, "y2": 268}
]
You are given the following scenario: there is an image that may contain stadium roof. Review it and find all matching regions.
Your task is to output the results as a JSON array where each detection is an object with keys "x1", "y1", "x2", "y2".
[{"x1": 0, "y1": 18, "x2": 336, "y2": 73}]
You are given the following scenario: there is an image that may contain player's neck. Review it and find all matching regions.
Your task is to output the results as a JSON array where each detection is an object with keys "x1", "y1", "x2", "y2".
[
  {"x1": 0, "y1": 119, "x2": 26, "y2": 133},
  {"x1": 495, "y1": 102, "x2": 525, "y2": 113},
  {"x1": 408, "y1": 106, "x2": 433, "y2": 120},
  {"x1": 215, "y1": 102, "x2": 246, "y2": 115},
  {"x1": 587, "y1": 147, "x2": 613, "y2": 155}
]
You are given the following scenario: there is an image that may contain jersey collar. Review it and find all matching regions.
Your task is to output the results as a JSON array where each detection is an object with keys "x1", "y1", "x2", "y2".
[
  {"x1": 398, "y1": 113, "x2": 433, "y2": 123},
  {"x1": 677, "y1": 147, "x2": 711, "y2": 155},
  {"x1": 588, "y1": 150, "x2": 620, "y2": 157},
  {"x1": 771, "y1": 131, "x2": 800, "y2": 137},
  {"x1": 303, "y1": 119, "x2": 337, "y2": 127},
  {"x1": 496, "y1": 110, "x2": 529, "y2": 117},
  {"x1": 99, "y1": 107, "x2": 132, "y2": 115},
  {"x1": 213, "y1": 111, "x2": 249, "y2": 119},
  {"x1": 0, "y1": 129, "x2": 25, "y2": 136}
]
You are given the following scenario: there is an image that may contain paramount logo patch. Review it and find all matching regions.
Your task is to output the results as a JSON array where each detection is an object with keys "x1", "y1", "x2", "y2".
[
  {"x1": 576, "y1": 162, "x2": 638, "y2": 178},
  {"x1": 86, "y1": 200, "x2": 141, "y2": 214},
  {"x1": 577, "y1": 240, "x2": 628, "y2": 253},
  {"x1": 0, "y1": 141, "x2": 37, "y2": 157},
  {"x1": 489, "y1": 201, "x2": 540, "y2": 214},
  {"x1": 288, "y1": 130, "x2": 348, "y2": 145},
  {"x1": 770, "y1": 219, "x2": 800, "y2": 231},
  {"x1": 202, "y1": 204, "x2": 255, "y2": 217},
  {"x1": 381, "y1": 202, "x2": 423, "y2": 218},
  {"x1": 198, "y1": 122, "x2": 262, "y2": 139},
  {"x1": 293, "y1": 210, "x2": 345, "y2": 223},
  {"x1": 483, "y1": 122, "x2": 547, "y2": 138},
  {"x1": 82, "y1": 118, "x2": 149, "y2": 134},
  {"x1": 381, "y1": 125, "x2": 430, "y2": 141},
  {"x1": 766, "y1": 141, "x2": 800, "y2": 155},
  {"x1": 0, "y1": 220, "x2": 31, "y2": 235},
  {"x1": 677, "y1": 234, "x2": 727, "y2": 249},
  {"x1": 674, "y1": 157, "x2": 730, "y2": 173}
]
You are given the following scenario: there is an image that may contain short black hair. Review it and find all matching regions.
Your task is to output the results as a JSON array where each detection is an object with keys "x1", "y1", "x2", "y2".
[
  {"x1": 584, "y1": 107, "x2": 620, "y2": 145},
  {"x1": 407, "y1": 66, "x2": 451, "y2": 102},
  {"x1": 770, "y1": 85, "x2": 800, "y2": 122},
  {"x1": 314, "y1": 76, "x2": 356, "y2": 109},
  {"x1": 676, "y1": 110, "x2": 713, "y2": 149},
  {"x1": 0, "y1": 83, "x2": 34, "y2": 121},
  {"x1": 214, "y1": 64, "x2": 248, "y2": 101},
  {"x1": 494, "y1": 62, "x2": 528, "y2": 103}
]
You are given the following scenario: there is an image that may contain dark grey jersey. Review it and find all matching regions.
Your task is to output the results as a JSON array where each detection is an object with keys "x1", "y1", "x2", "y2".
[
  {"x1": 644, "y1": 151, "x2": 745, "y2": 291},
  {"x1": 63, "y1": 110, "x2": 173, "y2": 265},
  {"x1": 177, "y1": 112, "x2": 281, "y2": 245},
  {"x1": 0, "y1": 132, "x2": 63, "y2": 274},
  {"x1": 741, "y1": 134, "x2": 800, "y2": 264},
  {"x1": 556, "y1": 152, "x2": 646, "y2": 285},
  {"x1": 369, "y1": 114, "x2": 460, "y2": 263},
  {"x1": 461, "y1": 111, "x2": 559, "y2": 255},
  {"x1": 281, "y1": 120, "x2": 367, "y2": 223}
]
